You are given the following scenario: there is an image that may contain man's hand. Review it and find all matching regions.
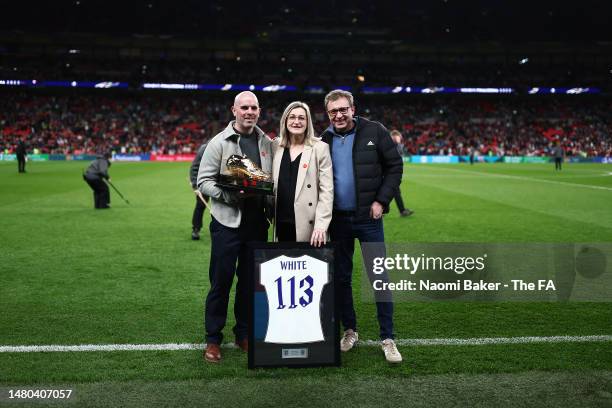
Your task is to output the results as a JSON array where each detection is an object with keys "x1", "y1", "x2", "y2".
[
  {"x1": 310, "y1": 229, "x2": 326, "y2": 247},
  {"x1": 370, "y1": 201, "x2": 383, "y2": 219}
]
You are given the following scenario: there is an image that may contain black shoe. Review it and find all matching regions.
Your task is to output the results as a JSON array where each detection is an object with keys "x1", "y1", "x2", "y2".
[
  {"x1": 192, "y1": 229, "x2": 200, "y2": 240},
  {"x1": 400, "y1": 209, "x2": 414, "y2": 217}
]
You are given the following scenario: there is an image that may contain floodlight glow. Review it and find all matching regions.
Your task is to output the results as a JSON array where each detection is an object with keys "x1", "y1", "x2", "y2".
[
  {"x1": 142, "y1": 83, "x2": 189, "y2": 89},
  {"x1": 459, "y1": 88, "x2": 514, "y2": 94},
  {"x1": 566, "y1": 88, "x2": 589, "y2": 94},
  {"x1": 262, "y1": 85, "x2": 287, "y2": 92},
  {"x1": 0, "y1": 80, "x2": 29, "y2": 86},
  {"x1": 304, "y1": 86, "x2": 325, "y2": 94},
  {"x1": 94, "y1": 82, "x2": 121, "y2": 88},
  {"x1": 526, "y1": 87, "x2": 600, "y2": 95},
  {"x1": 362, "y1": 87, "x2": 393, "y2": 94},
  {"x1": 421, "y1": 87, "x2": 443, "y2": 94}
]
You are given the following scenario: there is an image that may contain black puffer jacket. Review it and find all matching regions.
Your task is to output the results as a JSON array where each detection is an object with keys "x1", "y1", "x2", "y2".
[{"x1": 321, "y1": 117, "x2": 403, "y2": 221}]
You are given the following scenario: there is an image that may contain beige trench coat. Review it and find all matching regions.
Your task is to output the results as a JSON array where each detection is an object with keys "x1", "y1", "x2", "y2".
[{"x1": 272, "y1": 139, "x2": 333, "y2": 242}]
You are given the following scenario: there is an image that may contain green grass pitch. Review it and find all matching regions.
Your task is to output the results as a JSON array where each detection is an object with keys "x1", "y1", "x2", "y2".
[{"x1": 1, "y1": 161, "x2": 611, "y2": 407}]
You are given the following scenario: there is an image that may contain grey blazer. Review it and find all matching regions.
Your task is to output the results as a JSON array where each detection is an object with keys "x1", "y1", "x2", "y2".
[{"x1": 197, "y1": 121, "x2": 274, "y2": 228}]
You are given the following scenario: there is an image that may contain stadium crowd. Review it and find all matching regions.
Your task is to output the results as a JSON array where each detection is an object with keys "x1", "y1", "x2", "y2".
[{"x1": 1, "y1": 92, "x2": 611, "y2": 157}]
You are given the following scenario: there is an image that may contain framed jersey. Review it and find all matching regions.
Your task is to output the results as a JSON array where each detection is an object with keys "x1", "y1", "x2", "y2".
[{"x1": 247, "y1": 243, "x2": 340, "y2": 368}]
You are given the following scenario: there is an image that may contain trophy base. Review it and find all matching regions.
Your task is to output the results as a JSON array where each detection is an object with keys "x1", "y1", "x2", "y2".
[{"x1": 216, "y1": 174, "x2": 274, "y2": 195}]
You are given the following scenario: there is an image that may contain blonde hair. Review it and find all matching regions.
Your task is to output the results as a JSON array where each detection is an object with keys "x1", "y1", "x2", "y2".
[{"x1": 279, "y1": 101, "x2": 316, "y2": 148}]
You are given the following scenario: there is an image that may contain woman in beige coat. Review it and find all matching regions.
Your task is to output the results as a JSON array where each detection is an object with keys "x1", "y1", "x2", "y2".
[{"x1": 273, "y1": 101, "x2": 333, "y2": 246}]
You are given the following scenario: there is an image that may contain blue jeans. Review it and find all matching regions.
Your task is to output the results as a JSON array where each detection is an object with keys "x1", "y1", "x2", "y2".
[{"x1": 329, "y1": 213, "x2": 394, "y2": 340}]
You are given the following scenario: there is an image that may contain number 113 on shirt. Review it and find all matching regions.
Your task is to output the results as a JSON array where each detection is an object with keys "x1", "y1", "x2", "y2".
[{"x1": 273, "y1": 275, "x2": 314, "y2": 309}]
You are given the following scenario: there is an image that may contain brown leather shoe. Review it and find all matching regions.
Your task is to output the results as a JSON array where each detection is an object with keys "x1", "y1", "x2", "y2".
[
  {"x1": 234, "y1": 338, "x2": 248, "y2": 352},
  {"x1": 204, "y1": 343, "x2": 221, "y2": 363}
]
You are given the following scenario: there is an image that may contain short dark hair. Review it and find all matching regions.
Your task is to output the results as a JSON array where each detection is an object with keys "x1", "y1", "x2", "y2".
[{"x1": 324, "y1": 89, "x2": 354, "y2": 110}]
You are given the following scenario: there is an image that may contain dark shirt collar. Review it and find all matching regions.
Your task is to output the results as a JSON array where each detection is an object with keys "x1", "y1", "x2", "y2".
[
  {"x1": 232, "y1": 126, "x2": 255, "y2": 138},
  {"x1": 222, "y1": 120, "x2": 264, "y2": 140}
]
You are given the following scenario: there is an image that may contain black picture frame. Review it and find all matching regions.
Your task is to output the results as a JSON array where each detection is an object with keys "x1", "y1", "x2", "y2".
[{"x1": 247, "y1": 242, "x2": 340, "y2": 369}]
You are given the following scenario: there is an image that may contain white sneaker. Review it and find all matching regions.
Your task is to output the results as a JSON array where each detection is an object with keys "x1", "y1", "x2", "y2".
[
  {"x1": 340, "y1": 329, "x2": 358, "y2": 352},
  {"x1": 381, "y1": 339, "x2": 402, "y2": 363}
]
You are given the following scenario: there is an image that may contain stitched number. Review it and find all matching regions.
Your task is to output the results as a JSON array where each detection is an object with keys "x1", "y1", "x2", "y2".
[
  {"x1": 299, "y1": 275, "x2": 314, "y2": 307},
  {"x1": 274, "y1": 277, "x2": 285, "y2": 309},
  {"x1": 288, "y1": 276, "x2": 298, "y2": 309},
  {"x1": 274, "y1": 275, "x2": 314, "y2": 309}
]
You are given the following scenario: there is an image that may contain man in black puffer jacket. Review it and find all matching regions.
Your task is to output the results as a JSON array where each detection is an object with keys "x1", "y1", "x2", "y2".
[{"x1": 320, "y1": 89, "x2": 403, "y2": 363}]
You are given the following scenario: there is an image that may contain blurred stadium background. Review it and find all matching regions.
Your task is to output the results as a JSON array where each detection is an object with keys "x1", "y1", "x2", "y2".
[
  {"x1": 1, "y1": 1, "x2": 611, "y2": 407},
  {"x1": 1, "y1": 0, "x2": 611, "y2": 160}
]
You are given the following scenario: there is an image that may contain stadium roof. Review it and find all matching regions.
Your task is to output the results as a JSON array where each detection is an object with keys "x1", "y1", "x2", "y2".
[{"x1": 1, "y1": 0, "x2": 611, "y2": 43}]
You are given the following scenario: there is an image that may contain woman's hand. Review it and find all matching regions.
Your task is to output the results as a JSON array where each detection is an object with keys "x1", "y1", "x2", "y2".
[{"x1": 310, "y1": 228, "x2": 326, "y2": 247}]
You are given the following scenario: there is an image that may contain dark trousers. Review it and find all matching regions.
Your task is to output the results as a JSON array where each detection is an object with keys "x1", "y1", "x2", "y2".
[
  {"x1": 83, "y1": 176, "x2": 110, "y2": 209},
  {"x1": 555, "y1": 157, "x2": 562, "y2": 170},
  {"x1": 276, "y1": 221, "x2": 296, "y2": 242},
  {"x1": 393, "y1": 189, "x2": 406, "y2": 212},
  {"x1": 205, "y1": 216, "x2": 268, "y2": 344},
  {"x1": 192, "y1": 195, "x2": 208, "y2": 231},
  {"x1": 17, "y1": 155, "x2": 26, "y2": 173},
  {"x1": 329, "y1": 213, "x2": 394, "y2": 340}
]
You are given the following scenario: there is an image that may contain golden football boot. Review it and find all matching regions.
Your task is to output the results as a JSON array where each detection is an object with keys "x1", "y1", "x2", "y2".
[{"x1": 226, "y1": 155, "x2": 271, "y2": 182}]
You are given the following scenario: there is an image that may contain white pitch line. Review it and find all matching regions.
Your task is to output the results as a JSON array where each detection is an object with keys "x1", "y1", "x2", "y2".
[
  {"x1": 363, "y1": 335, "x2": 612, "y2": 347},
  {"x1": 416, "y1": 167, "x2": 612, "y2": 192},
  {"x1": 1, "y1": 335, "x2": 610, "y2": 353},
  {"x1": 0, "y1": 343, "x2": 204, "y2": 353}
]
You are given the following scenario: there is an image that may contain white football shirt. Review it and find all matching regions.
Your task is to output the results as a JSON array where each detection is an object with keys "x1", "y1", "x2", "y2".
[{"x1": 260, "y1": 255, "x2": 329, "y2": 344}]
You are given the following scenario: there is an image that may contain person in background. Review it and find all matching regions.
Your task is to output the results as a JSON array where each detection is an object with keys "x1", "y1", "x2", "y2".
[
  {"x1": 272, "y1": 101, "x2": 333, "y2": 246},
  {"x1": 390, "y1": 130, "x2": 414, "y2": 217},
  {"x1": 16, "y1": 140, "x2": 27, "y2": 173},
  {"x1": 83, "y1": 152, "x2": 112, "y2": 209},
  {"x1": 189, "y1": 142, "x2": 209, "y2": 240},
  {"x1": 552, "y1": 141, "x2": 565, "y2": 171}
]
